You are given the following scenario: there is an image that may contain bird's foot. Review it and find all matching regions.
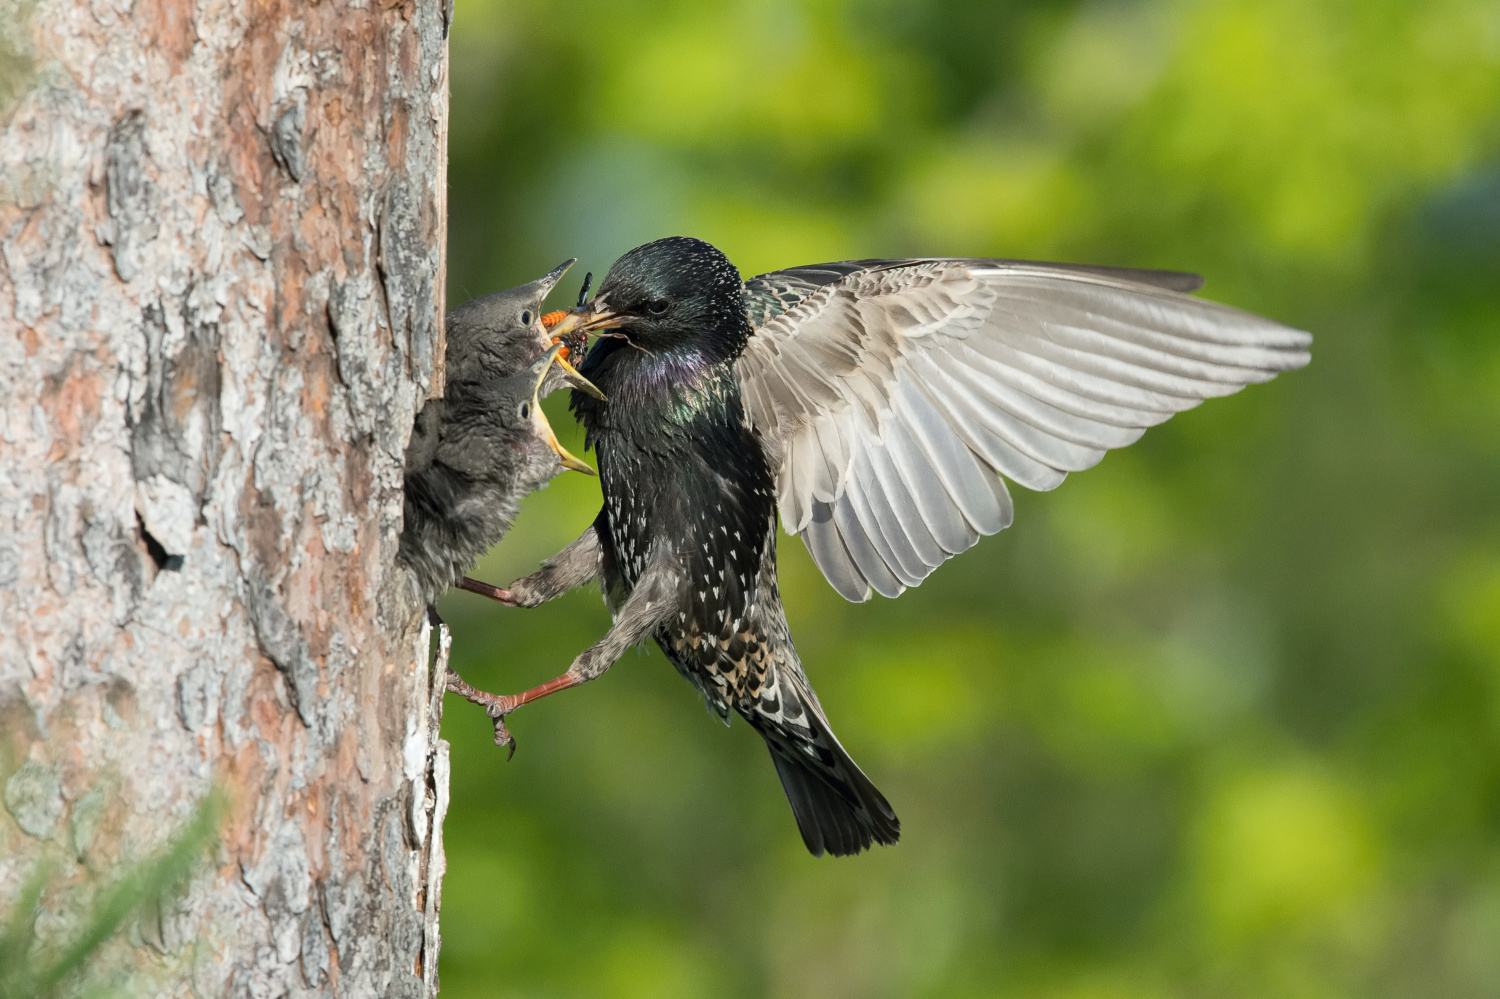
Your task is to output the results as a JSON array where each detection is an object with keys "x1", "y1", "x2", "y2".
[
  {"x1": 445, "y1": 671, "x2": 520, "y2": 759},
  {"x1": 443, "y1": 668, "x2": 585, "y2": 760},
  {"x1": 459, "y1": 576, "x2": 519, "y2": 606}
]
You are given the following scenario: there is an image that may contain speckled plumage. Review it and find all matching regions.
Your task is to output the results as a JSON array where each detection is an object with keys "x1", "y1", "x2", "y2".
[
  {"x1": 568, "y1": 238, "x2": 901, "y2": 856},
  {"x1": 578, "y1": 334, "x2": 777, "y2": 717}
]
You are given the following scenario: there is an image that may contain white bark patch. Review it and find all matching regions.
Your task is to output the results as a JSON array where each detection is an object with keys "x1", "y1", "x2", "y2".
[{"x1": 135, "y1": 474, "x2": 197, "y2": 556}]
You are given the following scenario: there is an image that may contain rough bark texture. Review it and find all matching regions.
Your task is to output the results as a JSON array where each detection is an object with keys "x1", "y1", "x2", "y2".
[{"x1": 0, "y1": 0, "x2": 452, "y2": 995}]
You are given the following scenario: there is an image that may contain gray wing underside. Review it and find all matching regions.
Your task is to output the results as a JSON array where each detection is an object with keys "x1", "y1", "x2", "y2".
[{"x1": 736, "y1": 258, "x2": 1311, "y2": 602}]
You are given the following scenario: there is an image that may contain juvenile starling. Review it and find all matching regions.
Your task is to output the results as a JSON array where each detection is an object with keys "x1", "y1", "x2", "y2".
[
  {"x1": 450, "y1": 237, "x2": 1312, "y2": 856},
  {"x1": 399, "y1": 261, "x2": 603, "y2": 608}
]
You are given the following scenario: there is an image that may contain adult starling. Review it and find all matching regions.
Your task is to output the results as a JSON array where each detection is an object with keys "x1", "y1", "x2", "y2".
[
  {"x1": 399, "y1": 260, "x2": 603, "y2": 609},
  {"x1": 452, "y1": 237, "x2": 1312, "y2": 857}
]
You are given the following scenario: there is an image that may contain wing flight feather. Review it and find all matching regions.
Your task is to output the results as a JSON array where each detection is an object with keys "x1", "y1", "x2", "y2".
[{"x1": 737, "y1": 258, "x2": 1310, "y2": 601}]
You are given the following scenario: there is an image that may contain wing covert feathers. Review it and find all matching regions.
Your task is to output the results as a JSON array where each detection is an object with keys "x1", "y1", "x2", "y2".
[{"x1": 737, "y1": 258, "x2": 1310, "y2": 602}]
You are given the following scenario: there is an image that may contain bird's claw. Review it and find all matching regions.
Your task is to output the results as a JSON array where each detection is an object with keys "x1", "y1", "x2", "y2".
[
  {"x1": 483, "y1": 696, "x2": 519, "y2": 759},
  {"x1": 489, "y1": 713, "x2": 517, "y2": 759},
  {"x1": 446, "y1": 671, "x2": 520, "y2": 758},
  {"x1": 446, "y1": 668, "x2": 579, "y2": 759}
]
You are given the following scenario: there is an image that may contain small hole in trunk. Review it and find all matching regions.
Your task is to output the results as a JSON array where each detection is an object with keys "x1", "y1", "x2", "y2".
[{"x1": 136, "y1": 513, "x2": 183, "y2": 572}]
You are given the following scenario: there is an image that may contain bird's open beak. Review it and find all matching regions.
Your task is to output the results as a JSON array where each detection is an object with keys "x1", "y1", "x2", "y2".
[
  {"x1": 543, "y1": 296, "x2": 627, "y2": 342},
  {"x1": 552, "y1": 349, "x2": 606, "y2": 400},
  {"x1": 532, "y1": 344, "x2": 596, "y2": 476},
  {"x1": 540, "y1": 298, "x2": 611, "y2": 399}
]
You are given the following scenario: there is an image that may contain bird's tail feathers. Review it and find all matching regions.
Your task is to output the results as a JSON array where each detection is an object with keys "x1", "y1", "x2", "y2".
[{"x1": 749, "y1": 677, "x2": 900, "y2": 857}]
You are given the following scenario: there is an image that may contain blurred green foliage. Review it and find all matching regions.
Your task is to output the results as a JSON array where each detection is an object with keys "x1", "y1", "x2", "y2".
[
  {"x1": 0, "y1": 1, "x2": 37, "y2": 123},
  {"x1": 437, "y1": 0, "x2": 1500, "y2": 996}
]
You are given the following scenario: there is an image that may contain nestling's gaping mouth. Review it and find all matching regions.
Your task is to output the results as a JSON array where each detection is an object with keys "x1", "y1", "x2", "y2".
[
  {"x1": 531, "y1": 343, "x2": 596, "y2": 476},
  {"x1": 538, "y1": 329, "x2": 606, "y2": 399}
]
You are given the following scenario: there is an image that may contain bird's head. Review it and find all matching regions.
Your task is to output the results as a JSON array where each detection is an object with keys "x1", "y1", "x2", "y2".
[
  {"x1": 547, "y1": 237, "x2": 750, "y2": 361},
  {"x1": 486, "y1": 341, "x2": 597, "y2": 478},
  {"x1": 444, "y1": 258, "x2": 595, "y2": 388}
]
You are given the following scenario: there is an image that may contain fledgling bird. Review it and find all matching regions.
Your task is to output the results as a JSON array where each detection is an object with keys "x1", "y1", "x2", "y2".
[
  {"x1": 399, "y1": 260, "x2": 603, "y2": 609},
  {"x1": 449, "y1": 237, "x2": 1312, "y2": 857}
]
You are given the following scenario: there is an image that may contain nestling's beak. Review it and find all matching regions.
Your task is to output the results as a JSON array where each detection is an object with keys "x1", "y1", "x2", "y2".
[
  {"x1": 543, "y1": 296, "x2": 627, "y2": 342},
  {"x1": 551, "y1": 348, "x2": 606, "y2": 400},
  {"x1": 531, "y1": 343, "x2": 596, "y2": 476},
  {"x1": 533, "y1": 258, "x2": 577, "y2": 297}
]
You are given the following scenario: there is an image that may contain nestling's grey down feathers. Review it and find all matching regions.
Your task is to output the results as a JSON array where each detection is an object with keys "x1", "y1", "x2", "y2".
[
  {"x1": 400, "y1": 261, "x2": 584, "y2": 607},
  {"x1": 736, "y1": 259, "x2": 1312, "y2": 601}
]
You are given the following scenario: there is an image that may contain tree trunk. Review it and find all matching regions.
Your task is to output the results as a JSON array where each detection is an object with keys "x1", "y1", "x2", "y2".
[{"x1": 0, "y1": 0, "x2": 452, "y2": 994}]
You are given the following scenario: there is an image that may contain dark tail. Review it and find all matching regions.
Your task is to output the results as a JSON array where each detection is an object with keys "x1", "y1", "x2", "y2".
[{"x1": 748, "y1": 681, "x2": 900, "y2": 857}]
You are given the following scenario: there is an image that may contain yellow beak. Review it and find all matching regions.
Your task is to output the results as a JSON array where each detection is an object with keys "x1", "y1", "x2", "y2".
[
  {"x1": 532, "y1": 344, "x2": 596, "y2": 476},
  {"x1": 550, "y1": 346, "x2": 606, "y2": 400},
  {"x1": 544, "y1": 298, "x2": 627, "y2": 341}
]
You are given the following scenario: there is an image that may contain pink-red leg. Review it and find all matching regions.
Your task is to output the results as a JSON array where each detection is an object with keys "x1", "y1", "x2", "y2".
[
  {"x1": 447, "y1": 542, "x2": 678, "y2": 758},
  {"x1": 445, "y1": 669, "x2": 582, "y2": 758},
  {"x1": 459, "y1": 576, "x2": 518, "y2": 605}
]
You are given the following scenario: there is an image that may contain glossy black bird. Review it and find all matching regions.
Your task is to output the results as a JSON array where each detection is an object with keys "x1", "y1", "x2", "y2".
[
  {"x1": 457, "y1": 237, "x2": 1312, "y2": 856},
  {"x1": 399, "y1": 260, "x2": 602, "y2": 609}
]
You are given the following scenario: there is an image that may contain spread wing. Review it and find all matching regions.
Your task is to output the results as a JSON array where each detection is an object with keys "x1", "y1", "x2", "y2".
[{"x1": 736, "y1": 258, "x2": 1311, "y2": 602}]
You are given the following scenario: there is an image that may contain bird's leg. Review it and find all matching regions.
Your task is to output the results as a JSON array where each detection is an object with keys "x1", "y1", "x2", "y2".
[
  {"x1": 459, "y1": 522, "x2": 603, "y2": 608},
  {"x1": 457, "y1": 576, "x2": 518, "y2": 605},
  {"x1": 425, "y1": 605, "x2": 498, "y2": 715},
  {"x1": 444, "y1": 670, "x2": 580, "y2": 759},
  {"x1": 446, "y1": 545, "x2": 680, "y2": 754}
]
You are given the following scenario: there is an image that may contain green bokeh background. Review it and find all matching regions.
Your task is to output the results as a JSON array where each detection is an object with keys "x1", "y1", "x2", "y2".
[{"x1": 435, "y1": 1, "x2": 1500, "y2": 996}]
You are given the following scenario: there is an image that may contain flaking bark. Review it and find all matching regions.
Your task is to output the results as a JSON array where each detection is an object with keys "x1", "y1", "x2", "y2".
[{"x1": 0, "y1": 0, "x2": 453, "y2": 995}]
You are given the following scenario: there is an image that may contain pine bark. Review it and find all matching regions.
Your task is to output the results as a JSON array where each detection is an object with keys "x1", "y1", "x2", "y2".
[{"x1": 0, "y1": 0, "x2": 453, "y2": 995}]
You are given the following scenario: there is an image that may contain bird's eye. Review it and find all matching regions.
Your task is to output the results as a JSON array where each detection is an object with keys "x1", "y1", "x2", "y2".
[
  {"x1": 520, "y1": 310, "x2": 534, "y2": 326},
  {"x1": 517, "y1": 401, "x2": 531, "y2": 420},
  {"x1": 646, "y1": 300, "x2": 669, "y2": 316}
]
